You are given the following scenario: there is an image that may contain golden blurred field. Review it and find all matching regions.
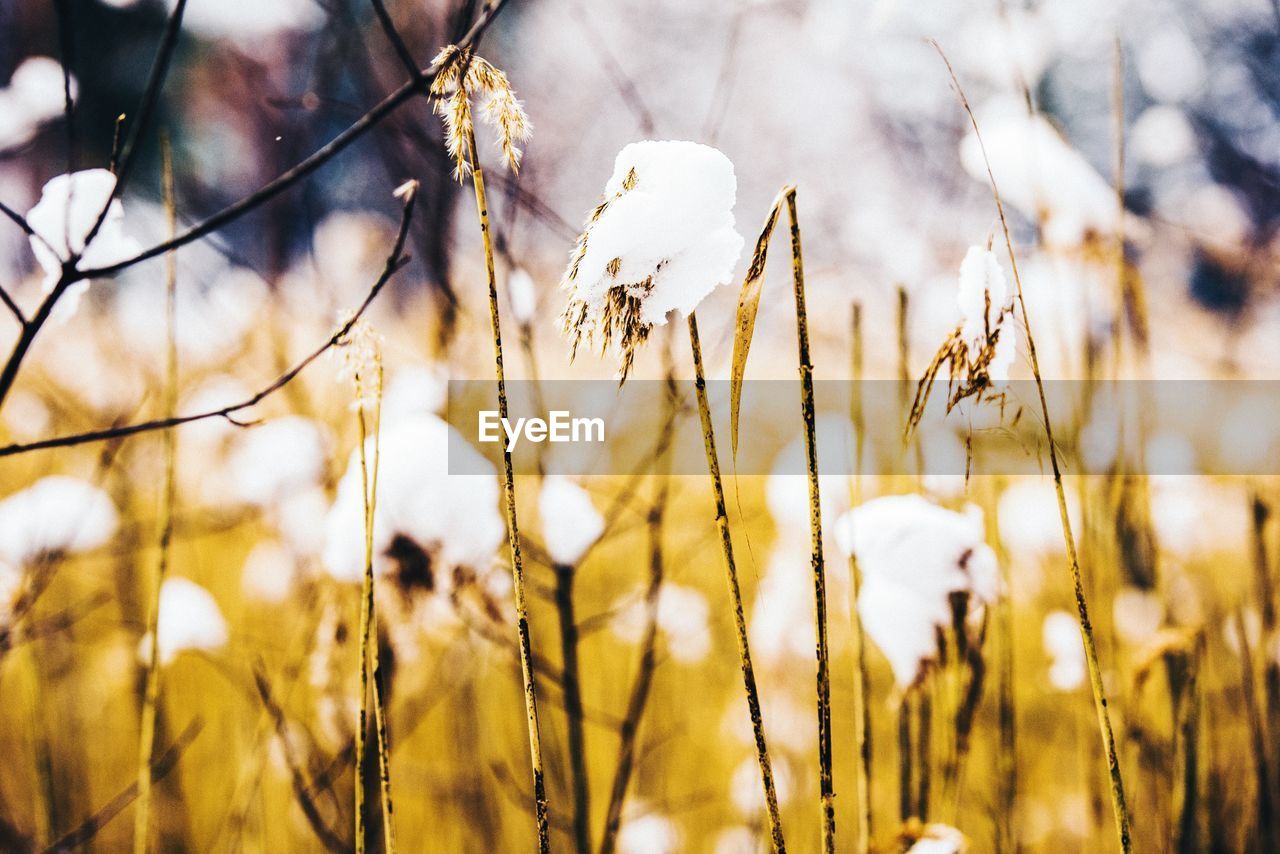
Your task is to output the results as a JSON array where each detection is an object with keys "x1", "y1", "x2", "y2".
[{"x1": 1, "y1": 0, "x2": 1279, "y2": 852}]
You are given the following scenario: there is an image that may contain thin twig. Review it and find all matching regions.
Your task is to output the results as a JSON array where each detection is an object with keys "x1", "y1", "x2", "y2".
[
  {"x1": 367, "y1": 0, "x2": 421, "y2": 81},
  {"x1": 0, "y1": 192, "x2": 417, "y2": 457}
]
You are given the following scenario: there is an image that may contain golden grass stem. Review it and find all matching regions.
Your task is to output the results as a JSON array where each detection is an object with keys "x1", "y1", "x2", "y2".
[
  {"x1": 133, "y1": 135, "x2": 178, "y2": 854},
  {"x1": 553, "y1": 561, "x2": 590, "y2": 854},
  {"x1": 1236, "y1": 607, "x2": 1276, "y2": 848},
  {"x1": 781, "y1": 188, "x2": 836, "y2": 851},
  {"x1": 931, "y1": 41, "x2": 1132, "y2": 852},
  {"x1": 687, "y1": 312, "x2": 786, "y2": 853},
  {"x1": 355, "y1": 360, "x2": 393, "y2": 853},
  {"x1": 599, "y1": 368, "x2": 677, "y2": 854},
  {"x1": 465, "y1": 125, "x2": 550, "y2": 852},
  {"x1": 991, "y1": 478, "x2": 1018, "y2": 854},
  {"x1": 848, "y1": 303, "x2": 873, "y2": 854}
]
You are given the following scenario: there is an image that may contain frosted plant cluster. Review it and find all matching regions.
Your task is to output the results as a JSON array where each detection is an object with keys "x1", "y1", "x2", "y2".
[
  {"x1": 560, "y1": 140, "x2": 744, "y2": 377},
  {"x1": 837, "y1": 494, "x2": 998, "y2": 688},
  {"x1": 322, "y1": 413, "x2": 504, "y2": 588}
]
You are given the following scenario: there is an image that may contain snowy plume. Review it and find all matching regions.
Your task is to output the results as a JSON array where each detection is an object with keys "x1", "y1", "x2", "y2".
[
  {"x1": 0, "y1": 475, "x2": 118, "y2": 566},
  {"x1": 0, "y1": 57, "x2": 73, "y2": 150},
  {"x1": 228, "y1": 416, "x2": 328, "y2": 507},
  {"x1": 960, "y1": 105, "x2": 1117, "y2": 247},
  {"x1": 610, "y1": 582, "x2": 712, "y2": 664},
  {"x1": 617, "y1": 810, "x2": 680, "y2": 854},
  {"x1": 153, "y1": 578, "x2": 229, "y2": 665},
  {"x1": 560, "y1": 140, "x2": 744, "y2": 378},
  {"x1": 961, "y1": 246, "x2": 1017, "y2": 383},
  {"x1": 538, "y1": 476, "x2": 603, "y2": 566},
  {"x1": 322, "y1": 414, "x2": 504, "y2": 588},
  {"x1": 1042, "y1": 609, "x2": 1086, "y2": 691},
  {"x1": 837, "y1": 494, "x2": 998, "y2": 688}
]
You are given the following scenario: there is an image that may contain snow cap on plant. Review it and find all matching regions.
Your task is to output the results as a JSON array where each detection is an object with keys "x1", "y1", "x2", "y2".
[
  {"x1": 26, "y1": 169, "x2": 140, "y2": 310},
  {"x1": 538, "y1": 476, "x2": 604, "y2": 567},
  {"x1": 560, "y1": 140, "x2": 745, "y2": 379},
  {"x1": 836, "y1": 494, "x2": 998, "y2": 688},
  {"x1": 429, "y1": 45, "x2": 531, "y2": 178},
  {"x1": 152, "y1": 577, "x2": 229, "y2": 665},
  {"x1": 0, "y1": 475, "x2": 118, "y2": 566},
  {"x1": 906, "y1": 244, "x2": 1017, "y2": 437},
  {"x1": 322, "y1": 413, "x2": 504, "y2": 596}
]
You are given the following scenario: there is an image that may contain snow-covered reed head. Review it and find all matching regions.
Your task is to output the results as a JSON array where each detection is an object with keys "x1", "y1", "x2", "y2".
[
  {"x1": 429, "y1": 45, "x2": 531, "y2": 178},
  {"x1": 538, "y1": 476, "x2": 604, "y2": 567},
  {"x1": 151, "y1": 577, "x2": 229, "y2": 665},
  {"x1": 27, "y1": 168, "x2": 139, "y2": 304},
  {"x1": 559, "y1": 140, "x2": 744, "y2": 379},
  {"x1": 0, "y1": 475, "x2": 118, "y2": 567},
  {"x1": 907, "y1": 244, "x2": 1017, "y2": 436},
  {"x1": 837, "y1": 494, "x2": 999, "y2": 689},
  {"x1": 323, "y1": 413, "x2": 504, "y2": 602}
]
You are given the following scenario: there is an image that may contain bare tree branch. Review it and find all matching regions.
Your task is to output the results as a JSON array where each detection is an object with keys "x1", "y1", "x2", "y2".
[{"x1": 0, "y1": 187, "x2": 418, "y2": 458}]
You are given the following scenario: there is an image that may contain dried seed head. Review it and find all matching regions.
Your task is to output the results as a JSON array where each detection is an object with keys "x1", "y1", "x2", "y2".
[
  {"x1": 333, "y1": 317, "x2": 384, "y2": 412},
  {"x1": 430, "y1": 45, "x2": 532, "y2": 179},
  {"x1": 558, "y1": 141, "x2": 743, "y2": 381},
  {"x1": 906, "y1": 246, "x2": 1018, "y2": 439}
]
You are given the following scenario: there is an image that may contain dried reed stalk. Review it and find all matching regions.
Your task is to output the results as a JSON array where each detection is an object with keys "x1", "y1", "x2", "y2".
[
  {"x1": 932, "y1": 41, "x2": 1132, "y2": 851},
  {"x1": 688, "y1": 312, "x2": 787, "y2": 852},
  {"x1": 133, "y1": 136, "x2": 179, "y2": 854}
]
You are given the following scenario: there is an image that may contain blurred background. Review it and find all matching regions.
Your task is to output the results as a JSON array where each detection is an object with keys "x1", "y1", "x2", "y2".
[{"x1": 0, "y1": 0, "x2": 1279, "y2": 850}]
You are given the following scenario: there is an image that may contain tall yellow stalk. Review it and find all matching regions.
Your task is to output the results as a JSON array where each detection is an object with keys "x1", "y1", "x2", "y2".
[
  {"x1": 354, "y1": 356, "x2": 393, "y2": 853},
  {"x1": 781, "y1": 188, "x2": 836, "y2": 851},
  {"x1": 464, "y1": 124, "x2": 550, "y2": 851},
  {"x1": 133, "y1": 133, "x2": 178, "y2": 854},
  {"x1": 688, "y1": 312, "x2": 786, "y2": 852},
  {"x1": 932, "y1": 42, "x2": 1131, "y2": 851},
  {"x1": 847, "y1": 302, "x2": 872, "y2": 853}
]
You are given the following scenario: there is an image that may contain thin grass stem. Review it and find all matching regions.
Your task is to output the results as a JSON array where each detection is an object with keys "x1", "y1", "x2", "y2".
[
  {"x1": 132, "y1": 136, "x2": 178, "y2": 854},
  {"x1": 931, "y1": 41, "x2": 1132, "y2": 851},
  {"x1": 781, "y1": 188, "x2": 835, "y2": 851},
  {"x1": 687, "y1": 312, "x2": 786, "y2": 852},
  {"x1": 465, "y1": 124, "x2": 550, "y2": 852},
  {"x1": 848, "y1": 303, "x2": 872, "y2": 853}
]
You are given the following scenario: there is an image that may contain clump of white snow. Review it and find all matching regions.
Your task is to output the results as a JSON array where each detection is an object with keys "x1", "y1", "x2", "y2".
[
  {"x1": 0, "y1": 475, "x2": 118, "y2": 566},
  {"x1": 960, "y1": 105, "x2": 1117, "y2": 247},
  {"x1": 153, "y1": 577, "x2": 229, "y2": 665},
  {"x1": 560, "y1": 140, "x2": 744, "y2": 375},
  {"x1": 26, "y1": 169, "x2": 140, "y2": 314},
  {"x1": 538, "y1": 476, "x2": 604, "y2": 566},
  {"x1": 836, "y1": 494, "x2": 998, "y2": 688},
  {"x1": 322, "y1": 413, "x2": 504, "y2": 587}
]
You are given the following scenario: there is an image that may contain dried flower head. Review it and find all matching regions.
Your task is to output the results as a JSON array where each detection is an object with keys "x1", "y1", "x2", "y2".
[
  {"x1": 429, "y1": 45, "x2": 531, "y2": 178},
  {"x1": 559, "y1": 140, "x2": 744, "y2": 380},
  {"x1": 907, "y1": 244, "x2": 1017, "y2": 438},
  {"x1": 333, "y1": 317, "x2": 384, "y2": 412}
]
